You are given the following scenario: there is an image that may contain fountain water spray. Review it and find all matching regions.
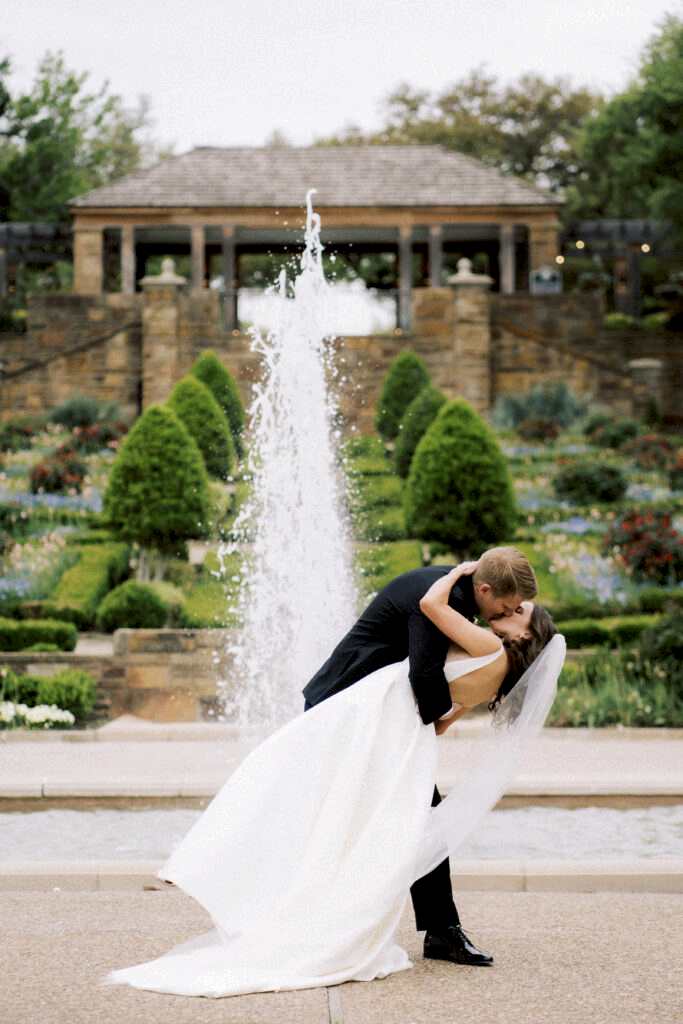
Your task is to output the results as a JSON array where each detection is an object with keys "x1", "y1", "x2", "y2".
[{"x1": 216, "y1": 191, "x2": 357, "y2": 728}]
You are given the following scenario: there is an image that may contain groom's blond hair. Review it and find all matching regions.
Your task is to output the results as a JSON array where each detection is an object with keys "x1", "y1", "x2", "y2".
[{"x1": 473, "y1": 546, "x2": 537, "y2": 599}]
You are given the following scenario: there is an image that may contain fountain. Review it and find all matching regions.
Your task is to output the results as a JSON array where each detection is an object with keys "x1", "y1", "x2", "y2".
[{"x1": 215, "y1": 191, "x2": 357, "y2": 729}]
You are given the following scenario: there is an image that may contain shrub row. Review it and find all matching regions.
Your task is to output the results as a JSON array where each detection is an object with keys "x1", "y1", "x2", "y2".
[
  {"x1": 556, "y1": 615, "x2": 659, "y2": 649},
  {"x1": 0, "y1": 667, "x2": 97, "y2": 722},
  {"x1": 0, "y1": 617, "x2": 77, "y2": 652}
]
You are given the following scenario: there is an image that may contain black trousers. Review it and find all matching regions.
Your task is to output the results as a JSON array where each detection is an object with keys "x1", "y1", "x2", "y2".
[{"x1": 304, "y1": 699, "x2": 460, "y2": 933}]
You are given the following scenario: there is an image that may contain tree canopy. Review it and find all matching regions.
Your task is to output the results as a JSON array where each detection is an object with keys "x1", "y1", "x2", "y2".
[{"x1": 0, "y1": 50, "x2": 174, "y2": 222}]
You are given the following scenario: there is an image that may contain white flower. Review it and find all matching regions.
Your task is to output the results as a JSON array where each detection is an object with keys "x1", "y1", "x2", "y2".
[{"x1": 0, "y1": 701, "x2": 17, "y2": 723}]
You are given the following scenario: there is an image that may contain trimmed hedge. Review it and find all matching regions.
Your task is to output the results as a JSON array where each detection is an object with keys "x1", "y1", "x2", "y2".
[
  {"x1": 404, "y1": 399, "x2": 517, "y2": 550},
  {"x1": 49, "y1": 542, "x2": 130, "y2": 628},
  {"x1": 556, "y1": 614, "x2": 660, "y2": 649},
  {"x1": 167, "y1": 375, "x2": 235, "y2": 480},
  {"x1": 375, "y1": 351, "x2": 430, "y2": 441},
  {"x1": 352, "y1": 475, "x2": 403, "y2": 511},
  {"x1": 0, "y1": 617, "x2": 77, "y2": 652},
  {"x1": 96, "y1": 581, "x2": 169, "y2": 632},
  {"x1": 191, "y1": 349, "x2": 245, "y2": 458},
  {"x1": 394, "y1": 385, "x2": 446, "y2": 478}
]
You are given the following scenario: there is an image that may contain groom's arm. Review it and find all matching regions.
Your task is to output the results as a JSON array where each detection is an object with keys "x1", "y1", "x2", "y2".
[{"x1": 407, "y1": 611, "x2": 454, "y2": 725}]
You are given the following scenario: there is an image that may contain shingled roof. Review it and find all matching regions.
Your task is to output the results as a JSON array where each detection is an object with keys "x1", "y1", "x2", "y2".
[{"x1": 69, "y1": 145, "x2": 562, "y2": 209}]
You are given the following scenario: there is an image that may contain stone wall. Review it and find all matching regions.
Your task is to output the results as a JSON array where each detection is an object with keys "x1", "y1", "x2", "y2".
[
  {"x1": 0, "y1": 294, "x2": 142, "y2": 422},
  {"x1": 3, "y1": 283, "x2": 681, "y2": 430},
  {"x1": 0, "y1": 629, "x2": 237, "y2": 723}
]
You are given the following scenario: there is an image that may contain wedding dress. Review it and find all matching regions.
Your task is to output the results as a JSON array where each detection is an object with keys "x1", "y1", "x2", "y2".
[{"x1": 105, "y1": 636, "x2": 564, "y2": 998}]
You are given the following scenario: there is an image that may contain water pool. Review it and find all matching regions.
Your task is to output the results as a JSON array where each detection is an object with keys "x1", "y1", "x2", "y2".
[{"x1": 1, "y1": 805, "x2": 682, "y2": 862}]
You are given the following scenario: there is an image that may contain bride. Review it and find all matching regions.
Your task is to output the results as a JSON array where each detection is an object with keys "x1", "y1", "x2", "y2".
[{"x1": 105, "y1": 560, "x2": 564, "y2": 998}]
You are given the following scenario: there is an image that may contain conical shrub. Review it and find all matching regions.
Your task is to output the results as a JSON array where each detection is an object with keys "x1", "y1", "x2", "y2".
[
  {"x1": 103, "y1": 405, "x2": 210, "y2": 555},
  {"x1": 167, "y1": 375, "x2": 235, "y2": 479},
  {"x1": 191, "y1": 349, "x2": 245, "y2": 458},
  {"x1": 404, "y1": 398, "x2": 517, "y2": 550},
  {"x1": 394, "y1": 385, "x2": 446, "y2": 478},
  {"x1": 375, "y1": 350, "x2": 430, "y2": 441}
]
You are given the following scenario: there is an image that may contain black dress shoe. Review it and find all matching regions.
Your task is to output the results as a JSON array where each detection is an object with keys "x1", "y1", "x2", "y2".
[{"x1": 423, "y1": 924, "x2": 494, "y2": 966}]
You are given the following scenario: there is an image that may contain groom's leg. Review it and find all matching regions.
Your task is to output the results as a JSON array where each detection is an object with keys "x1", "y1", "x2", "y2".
[{"x1": 409, "y1": 785, "x2": 461, "y2": 932}]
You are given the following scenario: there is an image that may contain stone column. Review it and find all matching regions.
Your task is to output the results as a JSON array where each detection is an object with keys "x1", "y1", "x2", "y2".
[
  {"x1": 121, "y1": 224, "x2": 136, "y2": 294},
  {"x1": 222, "y1": 226, "x2": 237, "y2": 330},
  {"x1": 499, "y1": 223, "x2": 516, "y2": 294},
  {"x1": 528, "y1": 221, "x2": 560, "y2": 274},
  {"x1": 140, "y1": 257, "x2": 187, "y2": 408},
  {"x1": 449, "y1": 257, "x2": 493, "y2": 413},
  {"x1": 628, "y1": 358, "x2": 664, "y2": 420},
  {"x1": 73, "y1": 225, "x2": 104, "y2": 294},
  {"x1": 398, "y1": 225, "x2": 413, "y2": 332},
  {"x1": 429, "y1": 225, "x2": 443, "y2": 287},
  {"x1": 191, "y1": 225, "x2": 206, "y2": 290}
]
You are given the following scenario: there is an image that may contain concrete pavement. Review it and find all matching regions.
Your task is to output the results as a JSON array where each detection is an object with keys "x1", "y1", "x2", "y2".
[
  {"x1": 2, "y1": 889, "x2": 680, "y2": 1024},
  {"x1": 1, "y1": 718, "x2": 682, "y2": 798}
]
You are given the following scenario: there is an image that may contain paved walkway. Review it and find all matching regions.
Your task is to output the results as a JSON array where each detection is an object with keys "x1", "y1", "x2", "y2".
[
  {"x1": 1, "y1": 719, "x2": 682, "y2": 798},
  {"x1": 2, "y1": 890, "x2": 680, "y2": 1024}
]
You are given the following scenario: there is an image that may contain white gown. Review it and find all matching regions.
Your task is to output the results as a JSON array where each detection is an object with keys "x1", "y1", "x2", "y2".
[{"x1": 105, "y1": 646, "x2": 504, "y2": 998}]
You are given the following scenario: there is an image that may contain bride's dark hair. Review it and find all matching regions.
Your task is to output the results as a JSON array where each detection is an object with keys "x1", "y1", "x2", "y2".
[{"x1": 488, "y1": 605, "x2": 557, "y2": 712}]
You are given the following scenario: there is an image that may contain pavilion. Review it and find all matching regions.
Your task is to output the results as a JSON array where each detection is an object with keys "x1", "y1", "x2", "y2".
[{"x1": 68, "y1": 145, "x2": 563, "y2": 330}]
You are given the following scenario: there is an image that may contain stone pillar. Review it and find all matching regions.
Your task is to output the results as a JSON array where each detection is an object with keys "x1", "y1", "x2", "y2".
[
  {"x1": 222, "y1": 226, "x2": 236, "y2": 330},
  {"x1": 398, "y1": 225, "x2": 413, "y2": 332},
  {"x1": 140, "y1": 257, "x2": 187, "y2": 408},
  {"x1": 191, "y1": 225, "x2": 206, "y2": 289},
  {"x1": 499, "y1": 223, "x2": 516, "y2": 295},
  {"x1": 528, "y1": 221, "x2": 560, "y2": 274},
  {"x1": 429, "y1": 225, "x2": 443, "y2": 287},
  {"x1": 121, "y1": 224, "x2": 136, "y2": 295},
  {"x1": 628, "y1": 358, "x2": 664, "y2": 420},
  {"x1": 73, "y1": 225, "x2": 104, "y2": 294},
  {"x1": 449, "y1": 257, "x2": 493, "y2": 413}
]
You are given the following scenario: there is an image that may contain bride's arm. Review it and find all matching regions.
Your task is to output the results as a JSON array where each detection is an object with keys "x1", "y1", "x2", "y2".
[{"x1": 419, "y1": 564, "x2": 503, "y2": 658}]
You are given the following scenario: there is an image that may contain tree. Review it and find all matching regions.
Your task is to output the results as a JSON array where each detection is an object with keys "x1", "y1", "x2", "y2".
[
  {"x1": 191, "y1": 349, "x2": 245, "y2": 458},
  {"x1": 394, "y1": 384, "x2": 446, "y2": 478},
  {"x1": 375, "y1": 350, "x2": 430, "y2": 441},
  {"x1": 102, "y1": 405, "x2": 210, "y2": 579},
  {"x1": 315, "y1": 64, "x2": 601, "y2": 202},
  {"x1": 167, "y1": 375, "x2": 235, "y2": 480},
  {"x1": 0, "y1": 50, "x2": 175, "y2": 223},
  {"x1": 563, "y1": 14, "x2": 683, "y2": 242},
  {"x1": 404, "y1": 399, "x2": 517, "y2": 551}
]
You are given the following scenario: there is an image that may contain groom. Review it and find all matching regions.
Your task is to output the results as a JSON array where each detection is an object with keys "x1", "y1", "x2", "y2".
[{"x1": 303, "y1": 545, "x2": 538, "y2": 967}]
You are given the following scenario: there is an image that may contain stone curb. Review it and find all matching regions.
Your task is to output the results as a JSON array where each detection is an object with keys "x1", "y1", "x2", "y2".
[
  {"x1": 0, "y1": 858, "x2": 681, "y2": 893},
  {"x1": 2, "y1": 721, "x2": 683, "y2": 742}
]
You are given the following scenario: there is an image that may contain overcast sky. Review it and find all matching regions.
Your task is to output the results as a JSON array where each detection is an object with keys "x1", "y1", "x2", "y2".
[{"x1": 2, "y1": 0, "x2": 680, "y2": 155}]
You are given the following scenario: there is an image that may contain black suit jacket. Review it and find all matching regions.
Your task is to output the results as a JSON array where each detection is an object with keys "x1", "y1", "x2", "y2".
[{"x1": 303, "y1": 566, "x2": 478, "y2": 725}]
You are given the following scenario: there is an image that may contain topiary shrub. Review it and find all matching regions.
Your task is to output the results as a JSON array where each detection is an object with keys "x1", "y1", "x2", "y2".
[
  {"x1": 375, "y1": 350, "x2": 430, "y2": 441},
  {"x1": 394, "y1": 385, "x2": 446, "y2": 478},
  {"x1": 167, "y1": 375, "x2": 235, "y2": 480},
  {"x1": 103, "y1": 405, "x2": 211, "y2": 567},
  {"x1": 553, "y1": 462, "x2": 628, "y2": 504},
  {"x1": 96, "y1": 580, "x2": 169, "y2": 632},
  {"x1": 404, "y1": 399, "x2": 517, "y2": 550},
  {"x1": 191, "y1": 350, "x2": 245, "y2": 458}
]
